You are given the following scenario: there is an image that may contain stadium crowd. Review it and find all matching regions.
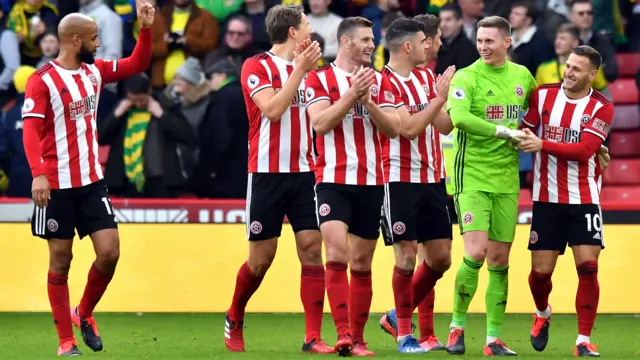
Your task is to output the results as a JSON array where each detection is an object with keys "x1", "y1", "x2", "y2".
[{"x1": 0, "y1": 0, "x2": 639, "y2": 199}]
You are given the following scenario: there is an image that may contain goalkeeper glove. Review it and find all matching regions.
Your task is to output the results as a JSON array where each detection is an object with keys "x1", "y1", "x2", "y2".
[{"x1": 495, "y1": 125, "x2": 526, "y2": 147}]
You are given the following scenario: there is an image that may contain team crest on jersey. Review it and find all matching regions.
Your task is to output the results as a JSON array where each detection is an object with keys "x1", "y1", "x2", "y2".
[
  {"x1": 306, "y1": 88, "x2": 315, "y2": 101},
  {"x1": 249, "y1": 221, "x2": 262, "y2": 234},
  {"x1": 580, "y1": 114, "x2": 592, "y2": 126},
  {"x1": 515, "y1": 85, "x2": 524, "y2": 98},
  {"x1": 529, "y1": 231, "x2": 539, "y2": 244},
  {"x1": 319, "y1": 204, "x2": 331, "y2": 217},
  {"x1": 47, "y1": 219, "x2": 59, "y2": 232},
  {"x1": 22, "y1": 98, "x2": 35, "y2": 114},
  {"x1": 453, "y1": 88, "x2": 465, "y2": 100},
  {"x1": 462, "y1": 212, "x2": 474, "y2": 225},
  {"x1": 392, "y1": 221, "x2": 406, "y2": 235},
  {"x1": 247, "y1": 74, "x2": 259, "y2": 89},
  {"x1": 89, "y1": 74, "x2": 98, "y2": 86},
  {"x1": 370, "y1": 84, "x2": 379, "y2": 96}
]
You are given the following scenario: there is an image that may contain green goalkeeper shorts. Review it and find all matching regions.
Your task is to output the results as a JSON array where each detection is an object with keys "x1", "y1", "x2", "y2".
[{"x1": 454, "y1": 191, "x2": 519, "y2": 243}]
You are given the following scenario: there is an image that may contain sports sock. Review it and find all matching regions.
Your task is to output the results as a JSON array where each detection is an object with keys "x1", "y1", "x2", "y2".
[
  {"x1": 528, "y1": 269, "x2": 553, "y2": 315},
  {"x1": 350, "y1": 269, "x2": 373, "y2": 343},
  {"x1": 78, "y1": 263, "x2": 114, "y2": 319},
  {"x1": 451, "y1": 255, "x2": 483, "y2": 328},
  {"x1": 47, "y1": 271, "x2": 74, "y2": 345},
  {"x1": 576, "y1": 261, "x2": 599, "y2": 337},
  {"x1": 325, "y1": 261, "x2": 349, "y2": 336},
  {"x1": 229, "y1": 261, "x2": 264, "y2": 321},
  {"x1": 417, "y1": 288, "x2": 435, "y2": 342},
  {"x1": 392, "y1": 266, "x2": 414, "y2": 338},
  {"x1": 301, "y1": 265, "x2": 325, "y2": 343},
  {"x1": 411, "y1": 261, "x2": 443, "y2": 309},
  {"x1": 486, "y1": 265, "x2": 509, "y2": 338}
]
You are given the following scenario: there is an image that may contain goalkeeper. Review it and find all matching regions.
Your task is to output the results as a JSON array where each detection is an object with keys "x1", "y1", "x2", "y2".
[{"x1": 444, "y1": 16, "x2": 535, "y2": 357}]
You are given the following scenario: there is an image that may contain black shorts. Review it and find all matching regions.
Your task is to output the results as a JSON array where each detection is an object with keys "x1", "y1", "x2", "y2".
[
  {"x1": 31, "y1": 180, "x2": 118, "y2": 240},
  {"x1": 381, "y1": 181, "x2": 453, "y2": 245},
  {"x1": 528, "y1": 201, "x2": 605, "y2": 255},
  {"x1": 314, "y1": 183, "x2": 384, "y2": 240},
  {"x1": 246, "y1": 172, "x2": 318, "y2": 241}
]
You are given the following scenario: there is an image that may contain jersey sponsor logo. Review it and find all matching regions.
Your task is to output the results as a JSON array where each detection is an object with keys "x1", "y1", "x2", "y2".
[
  {"x1": 487, "y1": 90, "x2": 495, "y2": 96},
  {"x1": 392, "y1": 221, "x2": 406, "y2": 235},
  {"x1": 529, "y1": 230, "x2": 538, "y2": 244},
  {"x1": 47, "y1": 219, "x2": 59, "y2": 232},
  {"x1": 22, "y1": 98, "x2": 35, "y2": 113},
  {"x1": 406, "y1": 102, "x2": 429, "y2": 115},
  {"x1": 384, "y1": 90, "x2": 395, "y2": 103},
  {"x1": 485, "y1": 104, "x2": 522, "y2": 121},
  {"x1": 580, "y1": 114, "x2": 592, "y2": 126},
  {"x1": 542, "y1": 124, "x2": 580, "y2": 143},
  {"x1": 247, "y1": 74, "x2": 259, "y2": 89},
  {"x1": 318, "y1": 203, "x2": 331, "y2": 216},
  {"x1": 452, "y1": 88, "x2": 465, "y2": 100},
  {"x1": 592, "y1": 118, "x2": 608, "y2": 133},
  {"x1": 350, "y1": 102, "x2": 370, "y2": 117},
  {"x1": 462, "y1": 212, "x2": 474, "y2": 225},
  {"x1": 306, "y1": 87, "x2": 315, "y2": 101},
  {"x1": 515, "y1": 85, "x2": 524, "y2": 98},
  {"x1": 69, "y1": 94, "x2": 97, "y2": 119},
  {"x1": 249, "y1": 220, "x2": 262, "y2": 234},
  {"x1": 486, "y1": 105, "x2": 505, "y2": 120},
  {"x1": 291, "y1": 89, "x2": 305, "y2": 107}
]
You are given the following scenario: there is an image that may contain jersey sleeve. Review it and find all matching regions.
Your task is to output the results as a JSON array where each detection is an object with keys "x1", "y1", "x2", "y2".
[
  {"x1": 378, "y1": 73, "x2": 403, "y2": 108},
  {"x1": 521, "y1": 88, "x2": 540, "y2": 129},
  {"x1": 583, "y1": 103, "x2": 614, "y2": 142},
  {"x1": 22, "y1": 75, "x2": 50, "y2": 120},
  {"x1": 304, "y1": 70, "x2": 330, "y2": 107},
  {"x1": 94, "y1": 27, "x2": 152, "y2": 85},
  {"x1": 241, "y1": 57, "x2": 272, "y2": 98},
  {"x1": 446, "y1": 70, "x2": 473, "y2": 112}
]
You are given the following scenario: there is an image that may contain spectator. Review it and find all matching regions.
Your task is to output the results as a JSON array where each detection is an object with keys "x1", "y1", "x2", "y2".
[
  {"x1": 307, "y1": 0, "x2": 343, "y2": 60},
  {"x1": 373, "y1": 12, "x2": 402, "y2": 71},
  {"x1": 509, "y1": 1, "x2": 554, "y2": 75},
  {"x1": 7, "y1": 0, "x2": 59, "y2": 67},
  {"x1": 195, "y1": 58, "x2": 247, "y2": 199},
  {"x1": 98, "y1": 73, "x2": 196, "y2": 198},
  {"x1": 570, "y1": 0, "x2": 619, "y2": 82},
  {"x1": 198, "y1": 0, "x2": 242, "y2": 22},
  {"x1": 0, "y1": 65, "x2": 36, "y2": 197},
  {"x1": 483, "y1": 0, "x2": 518, "y2": 19},
  {"x1": 159, "y1": 0, "x2": 219, "y2": 85},
  {"x1": 457, "y1": 0, "x2": 485, "y2": 42},
  {"x1": 203, "y1": 15, "x2": 259, "y2": 75},
  {"x1": 80, "y1": 0, "x2": 122, "y2": 61},
  {"x1": 35, "y1": 31, "x2": 58, "y2": 68},
  {"x1": 0, "y1": 6, "x2": 20, "y2": 108},
  {"x1": 535, "y1": 23, "x2": 611, "y2": 99},
  {"x1": 53, "y1": 0, "x2": 79, "y2": 18},
  {"x1": 164, "y1": 57, "x2": 210, "y2": 189},
  {"x1": 435, "y1": 3, "x2": 478, "y2": 74},
  {"x1": 232, "y1": 0, "x2": 275, "y2": 52},
  {"x1": 361, "y1": 0, "x2": 400, "y2": 47},
  {"x1": 543, "y1": 0, "x2": 571, "y2": 41}
]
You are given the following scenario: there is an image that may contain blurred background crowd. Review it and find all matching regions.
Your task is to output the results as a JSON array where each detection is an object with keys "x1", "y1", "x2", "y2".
[{"x1": 0, "y1": 0, "x2": 639, "y2": 200}]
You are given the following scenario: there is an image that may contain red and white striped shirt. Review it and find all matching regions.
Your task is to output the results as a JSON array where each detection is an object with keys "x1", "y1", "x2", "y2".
[
  {"x1": 22, "y1": 27, "x2": 152, "y2": 190},
  {"x1": 422, "y1": 67, "x2": 447, "y2": 181},
  {"x1": 305, "y1": 63, "x2": 402, "y2": 185},
  {"x1": 523, "y1": 83, "x2": 614, "y2": 204},
  {"x1": 381, "y1": 65, "x2": 441, "y2": 183},
  {"x1": 240, "y1": 52, "x2": 313, "y2": 173}
]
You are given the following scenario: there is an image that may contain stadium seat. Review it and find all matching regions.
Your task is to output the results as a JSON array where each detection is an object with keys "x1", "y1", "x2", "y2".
[
  {"x1": 607, "y1": 131, "x2": 640, "y2": 157},
  {"x1": 600, "y1": 186, "x2": 640, "y2": 202},
  {"x1": 615, "y1": 52, "x2": 640, "y2": 77},
  {"x1": 98, "y1": 146, "x2": 110, "y2": 165},
  {"x1": 602, "y1": 159, "x2": 640, "y2": 185},
  {"x1": 519, "y1": 188, "x2": 532, "y2": 202},
  {"x1": 612, "y1": 105, "x2": 640, "y2": 129},
  {"x1": 609, "y1": 78, "x2": 639, "y2": 104}
]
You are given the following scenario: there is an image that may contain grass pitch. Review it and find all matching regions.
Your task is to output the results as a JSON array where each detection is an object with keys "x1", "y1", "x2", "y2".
[{"x1": 0, "y1": 313, "x2": 638, "y2": 359}]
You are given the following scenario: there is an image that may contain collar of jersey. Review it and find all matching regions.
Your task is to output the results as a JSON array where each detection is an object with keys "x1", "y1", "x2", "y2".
[
  {"x1": 560, "y1": 83, "x2": 593, "y2": 104},
  {"x1": 51, "y1": 60, "x2": 85, "y2": 75},
  {"x1": 266, "y1": 51, "x2": 294, "y2": 66},
  {"x1": 477, "y1": 58, "x2": 508, "y2": 73}
]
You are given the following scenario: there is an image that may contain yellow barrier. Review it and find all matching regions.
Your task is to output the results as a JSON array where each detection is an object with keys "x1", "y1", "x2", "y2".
[{"x1": 0, "y1": 224, "x2": 638, "y2": 313}]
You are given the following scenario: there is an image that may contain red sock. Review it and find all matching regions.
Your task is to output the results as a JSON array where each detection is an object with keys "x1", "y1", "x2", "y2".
[
  {"x1": 78, "y1": 263, "x2": 113, "y2": 319},
  {"x1": 528, "y1": 269, "x2": 553, "y2": 313},
  {"x1": 301, "y1": 265, "x2": 325, "y2": 342},
  {"x1": 229, "y1": 262, "x2": 264, "y2": 321},
  {"x1": 418, "y1": 288, "x2": 435, "y2": 342},
  {"x1": 412, "y1": 261, "x2": 443, "y2": 308},
  {"x1": 392, "y1": 266, "x2": 414, "y2": 338},
  {"x1": 350, "y1": 269, "x2": 372, "y2": 343},
  {"x1": 47, "y1": 271, "x2": 74, "y2": 345},
  {"x1": 325, "y1": 261, "x2": 349, "y2": 336},
  {"x1": 576, "y1": 261, "x2": 599, "y2": 336}
]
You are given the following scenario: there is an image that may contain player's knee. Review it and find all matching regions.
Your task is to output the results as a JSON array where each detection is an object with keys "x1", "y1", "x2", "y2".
[
  {"x1": 247, "y1": 247, "x2": 276, "y2": 277},
  {"x1": 428, "y1": 252, "x2": 452, "y2": 273},
  {"x1": 393, "y1": 242, "x2": 417, "y2": 270},
  {"x1": 349, "y1": 247, "x2": 374, "y2": 272},
  {"x1": 466, "y1": 246, "x2": 488, "y2": 262},
  {"x1": 296, "y1": 231, "x2": 323, "y2": 266},
  {"x1": 96, "y1": 246, "x2": 120, "y2": 268},
  {"x1": 49, "y1": 251, "x2": 73, "y2": 274}
]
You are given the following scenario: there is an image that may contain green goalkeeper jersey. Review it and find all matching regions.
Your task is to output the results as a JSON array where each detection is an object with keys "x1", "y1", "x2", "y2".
[{"x1": 447, "y1": 59, "x2": 537, "y2": 194}]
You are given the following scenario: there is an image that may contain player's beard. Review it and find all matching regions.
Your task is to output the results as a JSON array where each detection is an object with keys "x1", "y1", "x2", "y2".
[{"x1": 79, "y1": 43, "x2": 96, "y2": 65}]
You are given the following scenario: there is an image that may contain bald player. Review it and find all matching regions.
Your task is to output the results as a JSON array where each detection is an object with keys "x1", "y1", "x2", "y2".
[{"x1": 21, "y1": 1, "x2": 154, "y2": 356}]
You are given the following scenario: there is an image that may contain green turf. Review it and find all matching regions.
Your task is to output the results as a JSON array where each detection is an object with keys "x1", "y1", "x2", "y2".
[{"x1": 0, "y1": 313, "x2": 638, "y2": 359}]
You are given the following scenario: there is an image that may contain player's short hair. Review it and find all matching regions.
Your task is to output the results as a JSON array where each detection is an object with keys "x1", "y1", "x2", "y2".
[
  {"x1": 124, "y1": 73, "x2": 150, "y2": 94},
  {"x1": 385, "y1": 18, "x2": 424, "y2": 52},
  {"x1": 477, "y1": 16, "x2": 511, "y2": 37},
  {"x1": 572, "y1": 45, "x2": 602, "y2": 70},
  {"x1": 337, "y1": 16, "x2": 373, "y2": 41},
  {"x1": 440, "y1": 4, "x2": 462, "y2": 19},
  {"x1": 570, "y1": 0, "x2": 592, "y2": 9},
  {"x1": 512, "y1": 1, "x2": 538, "y2": 24},
  {"x1": 556, "y1": 23, "x2": 580, "y2": 40},
  {"x1": 265, "y1": 4, "x2": 304, "y2": 45},
  {"x1": 413, "y1": 14, "x2": 440, "y2": 39}
]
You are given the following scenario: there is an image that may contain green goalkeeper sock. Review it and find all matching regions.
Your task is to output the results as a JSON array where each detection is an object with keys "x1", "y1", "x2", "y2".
[
  {"x1": 451, "y1": 255, "x2": 483, "y2": 328},
  {"x1": 486, "y1": 265, "x2": 509, "y2": 338}
]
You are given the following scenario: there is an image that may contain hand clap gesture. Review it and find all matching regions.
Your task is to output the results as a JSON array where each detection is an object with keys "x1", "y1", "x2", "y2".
[
  {"x1": 351, "y1": 66, "x2": 375, "y2": 100},
  {"x1": 294, "y1": 40, "x2": 323, "y2": 73},
  {"x1": 436, "y1": 66, "x2": 455, "y2": 101}
]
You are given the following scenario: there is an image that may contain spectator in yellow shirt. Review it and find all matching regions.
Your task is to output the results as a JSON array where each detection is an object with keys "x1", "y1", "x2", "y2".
[{"x1": 535, "y1": 23, "x2": 611, "y2": 100}]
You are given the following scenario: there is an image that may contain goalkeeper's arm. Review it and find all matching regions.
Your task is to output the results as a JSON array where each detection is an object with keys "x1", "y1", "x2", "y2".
[{"x1": 449, "y1": 107, "x2": 523, "y2": 141}]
